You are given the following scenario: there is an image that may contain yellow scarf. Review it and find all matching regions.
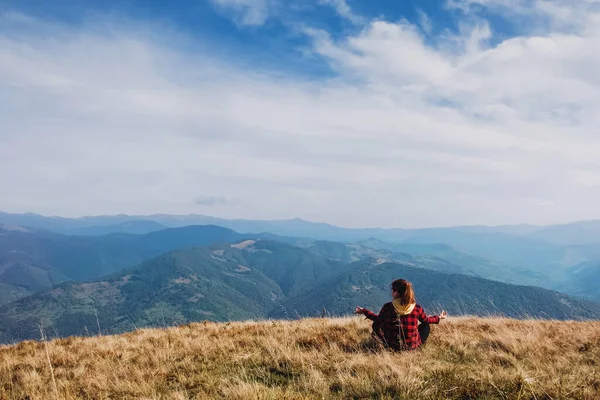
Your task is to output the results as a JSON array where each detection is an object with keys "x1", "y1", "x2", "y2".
[{"x1": 392, "y1": 299, "x2": 415, "y2": 315}]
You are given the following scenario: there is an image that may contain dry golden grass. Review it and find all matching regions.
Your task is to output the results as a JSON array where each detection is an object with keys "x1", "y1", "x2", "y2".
[{"x1": 1, "y1": 316, "x2": 599, "y2": 399}]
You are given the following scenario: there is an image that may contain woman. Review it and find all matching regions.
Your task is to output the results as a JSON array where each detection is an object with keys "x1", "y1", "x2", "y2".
[{"x1": 355, "y1": 279, "x2": 447, "y2": 351}]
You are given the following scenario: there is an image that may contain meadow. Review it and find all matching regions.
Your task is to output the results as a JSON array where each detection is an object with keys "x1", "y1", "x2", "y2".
[{"x1": 1, "y1": 316, "x2": 599, "y2": 399}]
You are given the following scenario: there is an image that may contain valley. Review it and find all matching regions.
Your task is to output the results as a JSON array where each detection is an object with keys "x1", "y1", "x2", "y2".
[{"x1": 1, "y1": 213, "x2": 600, "y2": 345}]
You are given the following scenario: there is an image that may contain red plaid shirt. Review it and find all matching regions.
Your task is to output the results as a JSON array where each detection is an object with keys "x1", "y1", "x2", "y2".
[{"x1": 364, "y1": 303, "x2": 440, "y2": 351}]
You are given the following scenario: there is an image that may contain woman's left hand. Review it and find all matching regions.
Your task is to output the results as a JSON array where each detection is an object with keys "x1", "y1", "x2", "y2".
[{"x1": 439, "y1": 310, "x2": 448, "y2": 319}]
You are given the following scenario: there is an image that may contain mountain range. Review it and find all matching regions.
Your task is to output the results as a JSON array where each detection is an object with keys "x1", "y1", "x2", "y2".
[
  {"x1": 272, "y1": 260, "x2": 600, "y2": 320},
  {"x1": 0, "y1": 223, "x2": 285, "y2": 304},
  {"x1": 2, "y1": 212, "x2": 600, "y2": 344},
  {"x1": 2, "y1": 239, "x2": 599, "y2": 344},
  {"x1": 3, "y1": 212, "x2": 600, "y2": 273},
  {"x1": 1, "y1": 222, "x2": 590, "y2": 307},
  {"x1": 4, "y1": 211, "x2": 600, "y2": 246}
]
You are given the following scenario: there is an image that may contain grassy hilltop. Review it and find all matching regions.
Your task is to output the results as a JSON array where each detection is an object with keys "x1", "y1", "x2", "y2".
[{"x1": 1, "y1": 317, "x2": 599, "y2": 400}]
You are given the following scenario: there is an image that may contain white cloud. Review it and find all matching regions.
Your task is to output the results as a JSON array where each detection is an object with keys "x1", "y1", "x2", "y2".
[
  {"x1": 319, "y1": 0, "x2": 365, "y2": 25},
  {"x1": 417, "y1": 10, "x2": 433, "y2": 35},
  {"x1": 447, "y1": 0, "x2": 600, "y2": 33},
  {"x1": 210, "y1": 0, "x2": 272, "y2": 26},
  {"x1": 195, "y1": 195, "x2": 244, "y2": 206},
  {"x1": 2, "y1": 3, "x2": 600, "y2": 228}
]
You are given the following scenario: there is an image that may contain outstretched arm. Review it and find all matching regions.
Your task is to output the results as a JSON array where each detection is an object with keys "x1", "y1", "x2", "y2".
[
  {"x1": 355, "y1": 306, "x2": 378, "y2": 321},
  {"x1": 417, "y1": 306, "x2": 446, "y2": 324}
]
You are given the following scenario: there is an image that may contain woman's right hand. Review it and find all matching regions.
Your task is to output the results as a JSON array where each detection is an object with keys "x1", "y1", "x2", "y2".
[
  {"x1": 440, "y1": 310, "x2": 448, "y2": 319},
  {"x1": 355, "y1": 306, "x2": 366, "y2": 315}
]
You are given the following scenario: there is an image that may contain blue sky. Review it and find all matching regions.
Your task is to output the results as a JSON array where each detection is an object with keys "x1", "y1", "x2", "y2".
[
  {"x1": 0, "y1": 0, "x2": 512, "y2": 76},
  {"x1": 0, "y1": 1, "x2": 453, "y2": 77},
  {"x1": 2, "y1": 0, "x2": 600, "y2": 228}
]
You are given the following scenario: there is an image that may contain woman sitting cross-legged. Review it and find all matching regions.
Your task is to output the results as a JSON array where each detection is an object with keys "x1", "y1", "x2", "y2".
[{"x1": 355, "y1": 279, "x2": 447, "y2": 351}]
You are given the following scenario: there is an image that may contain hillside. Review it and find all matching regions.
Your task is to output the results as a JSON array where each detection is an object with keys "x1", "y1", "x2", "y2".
[
  {"x1": 272, "y1": 261, "x2": 600, "y2": 320},
  {"x1": 1, "y1": 317, "x2": 599, "y2": 399},
  {"x1": 0, "y1": 283, "x2": 29, "y2": 305},
  {"x1": 0, "y1": 241, "x2": 348, "y2": 343},
  {"x1": 300, "y1": 239, "x2": 549, "y2": 287},
  {"x1": 4, "y1": 214, "x2": 600, "y2": 303},
  {"x1": 0, "y1": 224, "x2": 250, "y2": 281},
  {"x1": 3, "y1": 240, "x2": 600, "y2": 344},
  {"x1": 0, "y1": 225, "x2": 273, "y2": 305}
]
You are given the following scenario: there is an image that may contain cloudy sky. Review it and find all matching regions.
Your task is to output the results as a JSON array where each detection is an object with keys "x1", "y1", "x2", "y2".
[{"x1": 2, "y1": 0, "x2": 600, "y2": 228}]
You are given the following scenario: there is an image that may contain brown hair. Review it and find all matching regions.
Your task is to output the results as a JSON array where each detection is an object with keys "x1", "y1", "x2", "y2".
[{"x1": 391, "y1": 279, "x2": 415, "y2": 306}]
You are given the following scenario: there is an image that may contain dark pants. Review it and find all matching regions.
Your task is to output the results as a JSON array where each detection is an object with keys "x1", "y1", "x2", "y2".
[{"x1": 418, "y1": 323, "x2": 431, "y2": 344}]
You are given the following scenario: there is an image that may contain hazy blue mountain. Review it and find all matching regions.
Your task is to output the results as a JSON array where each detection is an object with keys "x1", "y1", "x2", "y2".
[
  {"x1": 0, "y1": 223, "x2": 35, "y2": 234},
  {"x1": 272, "y1": 261, "x2": 600, "y2": 321},
  {"x1": 396, "y1": 230, "x2": 571, "y2": 273},
  {"x1": 0, "y1": 211, "x2": 541, "y2": 239},
  {"x1": 0, "y1": 213, "x2": 573, "y2": 264},
  {"x1": 560, "y1": 262, "x2": 600, "y2": 302},
  {"x1": 5, "y1": 211, "x2": 600, "y2": 246},
  {"x1": 0, "y1": 225, "x2": 282, "y2": 305},
  {"x1": 0, "y1": 225, "x2": 249, "y2": 281},
  {"x1": 5, "y1": 211, "x2": 600, "y2": 251},
  {"x1": 301, "y1": 239, "x2": 551, "y2": 287},
  {"x1": 0, "y1": 224, "x2": 71, "y2": 303},
  {"x1": 528, "y1": 220, "x2": 600, "y2": 245},
  {"x1": 64, "y1": 220, "x2": 167, "y2": 236},
  {"x1": 5, "y1": 212, "x2": 594, "y2": 268},
  {"x1": 2, "y1": 240, "x2": 599, "y2": 344},
  {"x1": 448, "y1": 224, "x2": 543, "y2": 236},
  {"x1": 0, "y1": 212, "x2": 129, "y2": 233},
  {"x1": 298, "y1": 238, "x2": 600, "y2": 303},
  {"x1": 4, "y1": 212, "x2": 600, "y2": 303},
  {"x1": 0, "y1": 212, "x2": 366, "y2": 240}
]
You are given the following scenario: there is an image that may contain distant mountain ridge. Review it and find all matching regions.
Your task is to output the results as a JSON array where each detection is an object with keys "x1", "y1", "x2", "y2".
[
  {"x1": 4, "y1": 212, "x2": 600, "y2": 265},
  {"x1": 562, "y1": 262, "x2": 600, "y2": 302},
  {"x1": 2, "y1": 216, "x2": 600, "y2": 306},
  {"x1": 64, "y1": 220, "x2": 167, "y2": 236},
  {"x1": 528, "y1": 220, "x2": 600, "y2": 245},
  {"x1": 4, "y1": 211, "x2": 600, "y2": 245},
  {"x1": 1, "y1": 240, "x2": 599, "y2": 344},
  {"x1": 298, "y1": 239, "x2": 548, "y2": 287}
]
